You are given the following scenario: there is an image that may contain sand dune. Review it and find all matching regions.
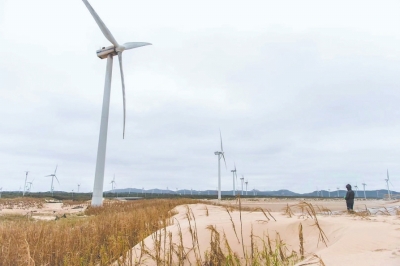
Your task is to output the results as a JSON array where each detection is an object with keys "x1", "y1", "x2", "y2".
[{"x1": 125, "y1": 199, "x2": 400, "y2": 265}]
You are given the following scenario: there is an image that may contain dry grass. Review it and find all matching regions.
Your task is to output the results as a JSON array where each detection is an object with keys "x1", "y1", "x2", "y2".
[
  {"x1": 137, "y1": 198, "x2": 326, "y2": 266},
  {"x1": 0, "y1": 198, "x2": 196, "y2": 265},
  {"x1": 0, "y1": 197, "x2": 329, "y2": 265}
]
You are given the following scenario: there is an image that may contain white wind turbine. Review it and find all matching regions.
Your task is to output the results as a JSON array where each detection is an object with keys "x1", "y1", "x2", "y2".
[
  {"x1": 240, "y1": 176, "x2": 244, "y2": 196},
  {"x1": 23, "y1": 171, "x2": 29, "y2": 196},
  {"x1": 230, "y1": 163, "x2": 237, "y2": 196},
  {"x1": 81, "y1": 0, "x2": 151, "y2": 206},
  {"x1": 26, "y1": 179, "x2": 34, "y2": 194},
  {"x1": 245, "y1": 180, "x2": 248, "y2": 196},
  {"x1": 214, "y1": 131, "x2": 227, "y2": 200},
  {"x1": 336, "y1": 187, "x2": 340, "y2": 197},
  {"x1": 354, "y1": 184, "x2": 359, "y2": 197},
  {"x1": 77, "y1": 183, "x2": 81, "y2": 193},
  {"x1": 385, "y1": 169, "x2": 392, "y2": 200},
  {"x1": 362, "y1": 183, "x2": 367, "y2": 199},
  {"x1": 110, "y1": 176, "x2": 116, "y2": 194},
  {"x1": 45, "y1": 166, "x2": 59, "y2": 196}
]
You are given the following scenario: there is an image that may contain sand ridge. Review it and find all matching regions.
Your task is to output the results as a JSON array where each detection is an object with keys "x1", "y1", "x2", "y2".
[{"x1": 126, "y1": 199, "x2": 400, "y2": 265}]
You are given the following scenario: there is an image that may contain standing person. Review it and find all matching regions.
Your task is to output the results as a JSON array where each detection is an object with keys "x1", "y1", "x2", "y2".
[{"x1": 345, "y1": 184, "x2": 355, "y2": 211}]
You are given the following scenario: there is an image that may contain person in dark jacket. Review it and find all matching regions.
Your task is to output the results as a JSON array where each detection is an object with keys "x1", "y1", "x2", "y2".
[{"x1": 345, "y1": 184, "x2": 355, "y2": 211}]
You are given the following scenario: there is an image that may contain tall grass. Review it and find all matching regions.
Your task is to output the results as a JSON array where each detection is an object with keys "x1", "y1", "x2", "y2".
[{"x1": 0, "y1": 198, "x2": 196, "y2": 265}]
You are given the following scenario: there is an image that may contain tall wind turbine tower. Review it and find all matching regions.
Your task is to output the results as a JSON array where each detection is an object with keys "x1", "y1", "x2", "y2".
[
  {"x1": 23, "y1": 171, "x2": 29, "y2": 196},
  {"x1": 81, "y1": 0, "x2": 152, "y2": 206},
  {"x1": 240, "y1": 176, "x2": 244, "y2": 196},
  {"x1": 337, "y1": 187, "x2": 340, "y2": 197},
  {"x1": 328, "y1": 189, "x2": 331, "y2": 197},
  {"x1": 231, "y1": 163, "x2": 237, "y2": 196},
  {"x1": 245, "y1": 180, "x2": 248, "y2": 196},
  {"x1": 77, "y1": 183, "x2": 81, "y2": 193},
  {"x1": 45, "y1": 166, "x2": 59, "y2": 196},
  {"x1": 385, "y1": 169, "x2": 391, "y2": 200},
  {"x1": 214, "y1": 131, "x2": 226, "y2": 200},
  {"x1": 362, "y1": 183, "x2": 367, "y2": 199}
]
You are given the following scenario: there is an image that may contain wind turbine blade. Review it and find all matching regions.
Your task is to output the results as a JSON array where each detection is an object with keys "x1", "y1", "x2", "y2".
[
  {"x1": 122, "y1": 42, "x2": 152, "y2": 50},
  {"x1": 54, "y1": 176, "x2": 60, "y2": 184},
  {"x1": 219, "y1": 129, "x2": 223, "y2": 152},
  {"x1": 387, "y1": 169, "x2": 389, "y2": 180},
  {"x1": 81, "y1": 0, "x2": 119, "y2": 47},
  {"x1": 45, "y1": 175, "x2": 52, "y2": 177},
  {"x1": 118, "y1": 52, "x2": 126, "y2": 139},
  {"x1": 221, "y1": 153, "x2": 227, "y2": 170},
  {"x1": 54, "y1": 165, "x2": 58, "y2": 175}
]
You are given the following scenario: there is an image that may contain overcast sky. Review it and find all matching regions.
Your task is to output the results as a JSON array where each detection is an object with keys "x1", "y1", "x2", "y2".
[{"x1": 1, "y1": 0, "x2": 400, "y2": 194}]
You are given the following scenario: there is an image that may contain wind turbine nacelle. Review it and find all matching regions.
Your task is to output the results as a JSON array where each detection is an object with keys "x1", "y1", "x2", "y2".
[{"x1": 96, "y1": 46, "x2": 117, "y2": 59}]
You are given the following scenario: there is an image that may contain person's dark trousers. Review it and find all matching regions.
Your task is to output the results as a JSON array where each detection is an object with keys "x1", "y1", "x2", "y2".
[{"x1": 346, "y1": 200, "x2": 354, "y2": 210}]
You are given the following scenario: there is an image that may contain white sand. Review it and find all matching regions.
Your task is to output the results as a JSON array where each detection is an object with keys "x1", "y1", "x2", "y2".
[{"x1": 125, "y1": 199, "x2": 400, "y2": 266}]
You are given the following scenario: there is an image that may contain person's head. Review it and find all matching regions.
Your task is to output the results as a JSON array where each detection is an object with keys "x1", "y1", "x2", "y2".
[{"x1": 346, "y1": 184, "x2": 352, "y2": 191}]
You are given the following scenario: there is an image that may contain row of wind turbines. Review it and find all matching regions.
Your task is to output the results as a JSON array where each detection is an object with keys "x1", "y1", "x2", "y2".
[
  {"x1": 215, "y1": 131, "x2": 251, "y2": 200},
  {"x1": 22, "y1": 167, "x2": 60, "y2": 196},
  {"x1": 21, "y1": 167, "x2": 80, "y2": 196},
  {"x1": 317, "y1": 169, "x2": 394, "y2": 200}
]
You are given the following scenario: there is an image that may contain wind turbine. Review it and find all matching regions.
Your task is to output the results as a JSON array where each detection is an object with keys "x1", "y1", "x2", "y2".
[
  {"x1": 23, "y1": 171, "x2": 29, "y2": 196},
  {"x1": 245, "y1": 180, "x2": 248, "y2": 196},
  {"x1": 354, "y1": 184, "x2": 359, "y2": 197},
  {"x1": 336, "y1": 187, "x2": 340, "y2": 197},
  {"x1": 110, "y1": 176, "x2": 116, "y2": 194},
  {"x1": 240, "y1": 176, "x2": 244, "y2": 196},
  {"x1": 328, "y1": 189, "x2": 331, "y2": 197},
  {"x1": 45, "y1": 166, "x2": 59, "y2": 196},
  {"x1": 81, "y1": 0, "x2": 152, "y2": 207},
  {"x1": 231, "y1": 163, "x2": 237, "y2": 196},
  {"x1": 26, "y1": 180, "x2": 34, "y2": 194},
  {"x1": 362, "y1": 183, "x2": 367, "y2": 199},
  {"x1": 77, "y1": 183, "x2": 81, "y2": 193},
  {"x1": 214, "y1": 130, "x2": 227, "y2": 200},
  {"x1": 385, "y1": 169, "x2": 392, "y2": 200}
]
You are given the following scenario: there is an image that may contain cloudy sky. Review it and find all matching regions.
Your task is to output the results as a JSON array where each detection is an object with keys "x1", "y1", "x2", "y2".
[{"x1": 1, "y1": 0, "x2": 400, "y2": 194}]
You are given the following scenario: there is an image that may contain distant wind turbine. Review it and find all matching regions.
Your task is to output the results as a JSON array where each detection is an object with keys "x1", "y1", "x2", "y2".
[
  {"x1": 385, "y1": 169, "x2": 392, "y2": 200},
  {"x1": 362, "y1": 183, "x2": 367, "y2": 199},
  {"x1": 245, "y1": 180, "x2": 248, "y2": 196},
  {"x1": 328, "y1": 189, "x2": 331, "y2": 197},
  {"x1": 354, "y1": 184, "x2": 359, "y2": 197},
  {"x1": 231, "y1": 163, "x2": 237, "y2": 196},
  {"x1": 45, "y1": 166, "x2": 59, "y2": 196},
  {"x1": 77, "y1": 183, "x2": 81, "y2": 193},
  {"x1": 240, "y1": 176, "x2": 245, "y2": 196},
  {"x1": 26, "y1": 180, "x2": 34, "y2": 193},
  {"x1": 23, "y1": 171, "x2": 29, "y2": 196},
  {"x1": 110, "y1": 176, "x2": 116, "y2": 193},
  {"x1": 214, "y1": 130, "x2": 227, "y2": 200},
  {"x1": 336, "y1": 187, "x2": 340, "y2": 197},
  {"x1": 81, "y1": 0, "x2": 152, "y2": 207}
]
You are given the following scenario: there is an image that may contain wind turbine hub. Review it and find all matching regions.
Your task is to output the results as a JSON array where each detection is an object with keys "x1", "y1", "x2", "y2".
[{"x1": 96, "y1": 45, "x2": 117, "y2": 59}]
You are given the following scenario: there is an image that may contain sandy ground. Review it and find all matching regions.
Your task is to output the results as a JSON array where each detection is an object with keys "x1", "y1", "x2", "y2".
[
  {"x1": 124, "y1": 198, "x2": 400, "y2": 266},
  {"x1": 1, "y1": 198, "x2": 399, "y2": 265},
  {"x1": 0, "y1": 201, "x2": 87, "y2": 220}
]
